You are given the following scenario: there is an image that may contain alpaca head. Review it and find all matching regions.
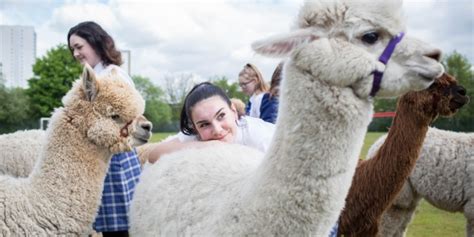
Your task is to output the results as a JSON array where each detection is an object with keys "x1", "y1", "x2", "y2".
[
  {"x1": 130, "y1": 114, "x2": 153, "y2": 146},
  {"x1": 252, "y1": 0, "x2": 444, "y2": 99},
  {"x1": 61, "y1": 64, "x2": 146, "y2": 154},
  {"x1": 399, "y1": 73, "x2": 469, "y2": 120}
]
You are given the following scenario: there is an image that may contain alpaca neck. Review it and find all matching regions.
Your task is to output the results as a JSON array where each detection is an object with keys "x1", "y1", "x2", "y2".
[
  {"x1": 28, "y1": 109, "x2": 110, "y2": 232},
  {"x1": 339, "y1": 99, "x2": 432, "y2": 234},
  {"x1": 240, "y1": 65, "x2": 373, "y2": 233}
]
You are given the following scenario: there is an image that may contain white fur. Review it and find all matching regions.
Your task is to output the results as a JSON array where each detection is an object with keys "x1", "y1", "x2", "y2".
[
  {"x1": 131, "y1": 0, "x2": 444, "y2": 235},
  {"x1": 0, "y1": 65, "x2": 146, "y2": 235},
  {"x1": 369, "y1": 128, "x2": 474, "y2": 237},
  {"x1": 0, "y1": 130, "x2": 44, "y2": 177}
]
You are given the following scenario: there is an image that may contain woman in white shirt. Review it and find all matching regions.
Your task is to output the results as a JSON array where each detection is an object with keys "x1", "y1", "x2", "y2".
[
  {"x1": 147, "y1": 82, "x2": 275, "y2": 163},
  {"x1": 68, "y1": 21, "x2": 138, "y2": 237}
]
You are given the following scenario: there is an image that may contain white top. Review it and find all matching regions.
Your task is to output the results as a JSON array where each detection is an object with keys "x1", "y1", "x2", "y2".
[
  {"x1": 176, "y1": 116, "x2": 275, "y2": 153},
  {"x1": 93, "y1": 62, "x2": 135, "y2": 87},
  {"x1": 248, "y1": 93, "x2": 265, "y2": 118}
]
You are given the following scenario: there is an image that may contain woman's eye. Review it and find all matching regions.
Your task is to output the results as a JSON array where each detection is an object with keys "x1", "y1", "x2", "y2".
[
  {"x1": 361, "y1": 32, "x2": 379, "y2": 45},
  {"x1": 218, "y1": 113, "x2": 225, "y2": 119},
  {"x1": 199, "y1": 123, "x2": 209, "y2": 128}
]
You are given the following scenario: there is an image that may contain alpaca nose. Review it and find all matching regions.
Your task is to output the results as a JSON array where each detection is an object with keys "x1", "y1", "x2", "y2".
[
  {"x1": 141, "y1": 121, "x2": 152, "y2": 132},
  {"x1": 456, "y1": 86, "x2": 467, "y2": 96},
  {"x1": 424, "y1": 49, "x2": 441, "y2": 62}
]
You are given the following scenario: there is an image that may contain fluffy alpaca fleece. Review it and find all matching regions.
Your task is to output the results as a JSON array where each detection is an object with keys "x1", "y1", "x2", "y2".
[
  {"x1": 0, "y1": 116, "x2": 152, "y2": 177},
  {"x1": 0, "y1": 130, "x2": 45, "y2": 177},
  {"x1": 338, "y1": 73, "x2": 469, "y2": 236},
  {"x1": 130, "y1": 0, "x2": 444, "y2": 236},
  {"x1": 0, "y1": 65, "x2": 146, "y2": 236},
  {"x1": 372, "y1": 128, "x2": 474, "y2": 237}
]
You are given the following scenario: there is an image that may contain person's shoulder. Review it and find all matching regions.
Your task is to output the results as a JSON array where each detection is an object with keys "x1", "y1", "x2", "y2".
[
  {"x1": 261, "y1": 92, "x2": 276, "y2": 104},
  {"x1": 104, "y1": 64, "x2": 134, "y2": 86},
  {"x1": 255, "y1": 92, "x2": 265, "y2": 100},
  {"x1": 104, "y1": 64, "x2": 128, "y2": 76},
  {"x1": 241, "y1": 116, "x2": 275, "y2": 129}
]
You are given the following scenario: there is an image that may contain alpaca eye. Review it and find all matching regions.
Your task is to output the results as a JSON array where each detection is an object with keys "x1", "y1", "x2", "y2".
[
  {"x1": 111, "y1": 114, "x2": 120, "y2": 120},
  {"x1": 361, "y1": 32, "x2": 379, "y2": 45}
]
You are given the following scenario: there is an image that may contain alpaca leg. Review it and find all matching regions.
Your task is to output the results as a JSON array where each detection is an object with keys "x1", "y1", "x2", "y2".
[
  {"x1": 466, "y1": 220, "x2": 473, "y2": 237},
  {"x1": 378, "y1": 182, "x2": 421, "y2": 237},
  {"x1": 378, "y1": 205, "x2": 412, "y2": 237},
  {"x1": 464, "y1": 199, "x2": 474, "y2": 237}
]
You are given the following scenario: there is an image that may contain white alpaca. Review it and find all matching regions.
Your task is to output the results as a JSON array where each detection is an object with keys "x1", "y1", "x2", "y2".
[
  {"x1": 130, "y1": 0, "x2": 444, "y2": 236},
  {"x1": 0, "y1": 130, "x2": 45, "y2": 177},
  {"x1": 0, "y1": 64, "x2": 146, "y2": 236},
  {"x1": 0, "y1": 116, "x2": 152, "y2": 178},
  {"x1": 369, "y1": 127, "x2": 474, "y2": 237}
]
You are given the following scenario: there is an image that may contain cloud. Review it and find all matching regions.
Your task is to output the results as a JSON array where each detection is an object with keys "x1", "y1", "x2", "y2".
[
  {"x1": 1, "y1": 0, "x2": 472, "y2": 89},
  {"x1": 404, "y1": 0, "x2": 473, "y2": 62}
]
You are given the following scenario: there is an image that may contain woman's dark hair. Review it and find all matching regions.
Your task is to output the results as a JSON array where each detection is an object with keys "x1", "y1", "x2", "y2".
[
  {"x1": 269, "y1": 61, "x2": 284, "y2": 98},
  {"x1": 180, "y1": 82, "x2": 232, "y2": 135},
  {"x1": 67, "y1": 21, "x2": 122, "y2": 66}
]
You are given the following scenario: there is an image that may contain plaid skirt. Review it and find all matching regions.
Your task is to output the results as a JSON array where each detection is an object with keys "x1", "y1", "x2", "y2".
[{"x1": 93, "y1": 149, "x2": 141, "y2": 232}]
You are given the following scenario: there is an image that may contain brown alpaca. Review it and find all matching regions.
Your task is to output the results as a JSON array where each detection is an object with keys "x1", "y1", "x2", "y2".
[{"x1": 338, "y1": 73, "x2": 469, "y2": 237}]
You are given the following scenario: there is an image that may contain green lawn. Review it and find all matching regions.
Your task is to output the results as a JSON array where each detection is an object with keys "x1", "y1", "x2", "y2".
[{"x1": 151, "y1": 132, "x2": 466, "y2": 236}]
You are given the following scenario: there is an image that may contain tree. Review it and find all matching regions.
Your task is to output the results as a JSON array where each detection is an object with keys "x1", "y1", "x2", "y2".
[
  {"x1": 210, "y1": 76, "x2": 248, "y2": 102},
  {"x1": 0, "y1": 84, "x2": 33, "y2": 133},
  {"x1": 163, "y1": 73, "x2": 195, "y2": 104},
  {"x1": 26, "y1": 44, "x2": 82, "y2": 119},
  {"x1": 133, "y1": 75, "x2": 172, "y2": 132},
  {"x1": 163, "y1": 73, "x2": 197, "y2": 126}
]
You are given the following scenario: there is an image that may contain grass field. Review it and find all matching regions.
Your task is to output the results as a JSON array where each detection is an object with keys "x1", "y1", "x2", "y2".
[{"x1": 151, "y1": 132, "x2": 466, "y2": 236}]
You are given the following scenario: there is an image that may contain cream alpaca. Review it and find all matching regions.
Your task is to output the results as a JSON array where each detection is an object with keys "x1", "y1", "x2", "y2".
[
  {"x1": 371, "y1": 128, "x2": 474, "y2": 237},
  {"x1": 130, "y1": 0, "x2": 444, "y2": 236},
  {"x1": 0, "y1": 64, "x2": 146, "y2": 236}
]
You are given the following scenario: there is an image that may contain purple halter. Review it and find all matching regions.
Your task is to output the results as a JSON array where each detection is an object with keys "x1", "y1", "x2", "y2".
[{"x1": 369, "y1": 32, "x2": 405, "y2": 97}]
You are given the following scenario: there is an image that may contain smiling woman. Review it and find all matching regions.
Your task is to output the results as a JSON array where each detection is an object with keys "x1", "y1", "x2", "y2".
[{"x1": 144, "y1": 82, "x2": 276, "y2": 164}]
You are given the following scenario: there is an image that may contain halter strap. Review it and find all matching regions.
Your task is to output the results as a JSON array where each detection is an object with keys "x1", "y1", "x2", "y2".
[
  {"x1": 369, "y1": 32, "x2": 405, "y2": 97},
  {"x1": 120, "y1": 120, "x2": 133, "y2": 137}
]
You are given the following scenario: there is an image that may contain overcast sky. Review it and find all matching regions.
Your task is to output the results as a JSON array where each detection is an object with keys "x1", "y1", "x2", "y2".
[{"x1": 1, "y1": 0, "x2": 472, "y2": 87}]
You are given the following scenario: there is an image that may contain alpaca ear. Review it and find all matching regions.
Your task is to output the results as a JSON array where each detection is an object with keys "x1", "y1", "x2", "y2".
[
  {"x1": 82, "y1": 63, "x2": 99, "y2": 102},
  {"x1": 251, "y1": 28, "x2": 320, "y2": 57},
  {"x1": 110, "y1": 67, "x2": 118, "y2": 76}
]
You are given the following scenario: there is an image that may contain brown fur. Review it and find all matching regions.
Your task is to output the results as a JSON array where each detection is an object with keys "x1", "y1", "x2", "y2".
[{"x1": 338, "y1": 73, "x2": 469, "y2": 236}]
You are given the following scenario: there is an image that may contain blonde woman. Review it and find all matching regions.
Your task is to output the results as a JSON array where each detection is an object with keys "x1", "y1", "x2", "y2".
[{"x1": 238, "y1": 63, "x2": 270, "y2": 120}]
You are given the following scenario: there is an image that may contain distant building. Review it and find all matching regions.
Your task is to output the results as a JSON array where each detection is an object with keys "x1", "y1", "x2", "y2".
[
  {"x1": 121, "y1": 50, "x2": 131, "y2": 75},
  {"x1": 0, "y1": 25, "x2": 36, "y2": 88}
]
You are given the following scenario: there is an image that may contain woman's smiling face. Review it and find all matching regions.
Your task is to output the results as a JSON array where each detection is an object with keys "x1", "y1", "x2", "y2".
[
  {"x1": 191, "y1": 95, "x2": 238, "y2": 142},
  {"x1": 69, "y1": 34, "x2": 101, "y2": 67}
]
